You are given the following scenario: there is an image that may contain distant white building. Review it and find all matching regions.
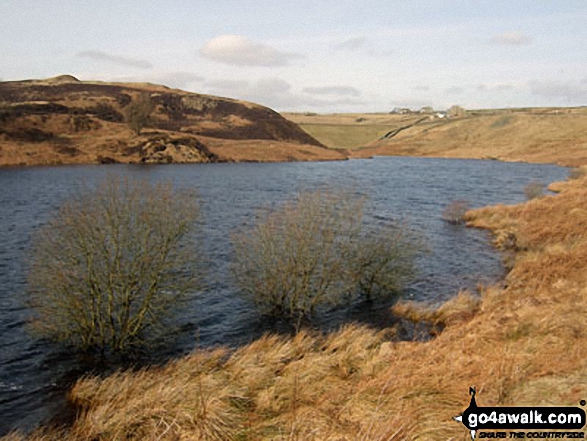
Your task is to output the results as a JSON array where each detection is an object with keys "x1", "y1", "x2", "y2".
[
  {"x1": 448, "y1": 105, "x2": 466, "y2": 118},
  {"x1": 390, "y1": 107, "x2": 413, "y2": 115}
]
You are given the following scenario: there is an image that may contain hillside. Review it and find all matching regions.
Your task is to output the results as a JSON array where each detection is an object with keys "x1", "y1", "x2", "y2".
[
  {"x1": 284, "y1": 108, "x2": 587, "y2": 167},
  {"x1": 0, "y1": 76, "x2": 344, "y2": 166},
  {"x1": 353, "y1": 108, "x2": 587, "y2": 167},
  {"x1": 282, "y1": 112, "x2": 424, "y2": 150},
  {"x1": 4, "y1": 105, "x2": 587, "y2": 440}
]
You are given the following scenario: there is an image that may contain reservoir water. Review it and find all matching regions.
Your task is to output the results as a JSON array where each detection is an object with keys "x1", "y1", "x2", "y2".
[{"x1": 0, "y1": 157, "x2": 568, "y2": 434}]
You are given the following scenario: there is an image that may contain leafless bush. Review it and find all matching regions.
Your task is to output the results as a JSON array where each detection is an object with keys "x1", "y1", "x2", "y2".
[
  {"x1": 27, "y1": 177, "x2": 201, "y2": 354},
  {"x1": 232, "y1": 189, "x2": 422, "y2": 330},
  {"x1": 126, "y1": 93, "x2": 154, "y2": 135},
  {"x1": 524, "y1": 181, "x2": 544, "y2": 200},
  {"x1": 442, "y1": 200, "x2": 471, "y2": 225},
  {"x1": 350, "y1": 222, "x2": 421, "y2": 301}
]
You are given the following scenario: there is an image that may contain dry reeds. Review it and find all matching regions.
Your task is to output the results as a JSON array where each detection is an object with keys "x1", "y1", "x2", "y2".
[{"x1": 7, "y1": 164, "x2": 587, "y2": 441}]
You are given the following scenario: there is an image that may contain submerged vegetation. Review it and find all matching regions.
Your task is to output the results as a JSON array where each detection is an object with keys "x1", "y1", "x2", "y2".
[
  {"x1": 523, "y1": 180, "x2": 545, "y2": 200},
  {"x1": 27, "y1": 177, "x2": 202, "y2": 354},
  {"x1": 9, "y1": 166, "x2": 586, "y2": 440},
  {"x1": 26, "y1": 181, "x2": 421, "y2": 353},
  {"x1": 441, "y1": 199, "x2": 471, "y2": 225},
  {"x1": 232, "y1": 190, "x2": 421, "y2": 330}
]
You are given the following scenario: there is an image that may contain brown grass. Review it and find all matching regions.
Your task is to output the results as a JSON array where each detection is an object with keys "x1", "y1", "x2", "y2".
[
  {"x1": 354, "y1": 111, "x2": 587, "y2": 166},
  {"x1": 5, "y1": 104, "x2": 587, "y2": 439},
  {"x1": 282, "y1": 113, "x2": 423, "y2": 149},
  {"x1": 0, "y1": 78, "x2": 336, "y2": 166},
  {"x1": 200, "y1": 137, "x2": 346, "y2": 163},
  {"x1": 8, "y1": 167, "x2": 587, "y2": 440},
  {"x1": 284, "y1": 109, "x2": 587, "y2": 167}
]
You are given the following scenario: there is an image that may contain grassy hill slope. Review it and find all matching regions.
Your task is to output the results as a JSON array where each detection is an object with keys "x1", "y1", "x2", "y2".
[
  {"x1": 5, "y1": 105, "x2": 587, "y2": 440},
  {"x1": 0, "y1": 76, "x2": 344, "y2": 166},
  {"x1": 285, "y1": 108, "x2": 587, "y2": 167},
  {"x1": 283, "y1": 112, "x2": 424, "y2": 150},
  {"x1": 357, "y1": 109, "x2": 587, "y2": 166}
]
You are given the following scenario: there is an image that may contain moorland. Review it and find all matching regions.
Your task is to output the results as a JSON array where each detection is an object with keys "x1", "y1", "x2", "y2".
[
  {"x1": 2, "y1": 79, "x2": 587, "y2": 440},
  {"x1": 284, "y1": 107, "x2": 587, "y2": 167},
  {"x1": 0, "y1": 76, "x2": 344, "y2": 166}
]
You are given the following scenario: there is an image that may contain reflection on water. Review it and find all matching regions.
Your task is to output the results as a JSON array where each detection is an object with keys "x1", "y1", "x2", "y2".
[{"x1": 0, "y1": 157, "x2": 568, "y2": 434}]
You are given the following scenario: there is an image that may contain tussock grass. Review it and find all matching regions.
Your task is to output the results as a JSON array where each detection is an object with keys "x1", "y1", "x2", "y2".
[
  {"x1": 392, "y1": 289, "x2": 481, "y2": 327},
  {"x1": 7, "y1": 173, "x2": 587, "y2": 440}
]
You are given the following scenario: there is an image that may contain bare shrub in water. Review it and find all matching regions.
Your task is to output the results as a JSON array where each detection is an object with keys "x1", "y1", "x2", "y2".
[
  {"x1": 350, "y1": 222, "x2": 421, "y2": 302},
  {"x1": 442, "y1": 199, "x2": 471, "y2": 225},
  {"x1": 232, "y1": 189, "x2": 422, "y2": 330},
  {"x1": 524, "y1": 181, "x2": 545, "y2": 200},
  {"x1": 27, "y1": 176, "x2": 202, "y2": 354}
]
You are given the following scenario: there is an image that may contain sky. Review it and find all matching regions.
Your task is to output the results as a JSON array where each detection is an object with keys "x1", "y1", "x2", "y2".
[{"x1": 1, "y1": 0, "x2": 587, "y2": 113}]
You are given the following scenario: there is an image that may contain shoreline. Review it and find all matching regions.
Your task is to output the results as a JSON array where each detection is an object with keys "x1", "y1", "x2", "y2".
[
  {"x1": 0, "y1": 154, "x2": 349, "y2": 170},
  {"x1": 0, "y1": 135, "x2": 353, "y2": 169},
  {"x1": 1, "y1": 150, "x2": 576, "y2": 170},
  {"x1": 3, "y1": 157, "x2": 585, "y2": 440}
]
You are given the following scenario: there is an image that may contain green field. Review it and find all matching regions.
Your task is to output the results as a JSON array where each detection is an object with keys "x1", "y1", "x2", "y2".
[
  {"x1": 282, "y1": 113, "x2": 424, "y2": 149},
  {"x1": 296, "y1": 123, "x2": 395, "y2": 149}
]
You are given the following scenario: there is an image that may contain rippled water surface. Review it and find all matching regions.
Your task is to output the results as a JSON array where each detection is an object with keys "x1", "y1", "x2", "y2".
[{"x1": 0, "y1": 157, "x2": 568, "y2": 434}]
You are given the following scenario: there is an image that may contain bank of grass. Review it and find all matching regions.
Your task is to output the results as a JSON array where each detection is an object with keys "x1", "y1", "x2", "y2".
[
  {"x1": 356, "y1": 110, "x2": 587, "y2": 167},
  {"x1": 293, "y1": 123, "x2": 398, "y2": 149},
  {"x1": 285, "y1": 108, "x2": 587, "y2": 167},
  {"x1": 6, "y1": 168, "x2": 587, "y2": 439},
  {"x1": 282, "y1": 113, "x2": 423, "y2": 149}
]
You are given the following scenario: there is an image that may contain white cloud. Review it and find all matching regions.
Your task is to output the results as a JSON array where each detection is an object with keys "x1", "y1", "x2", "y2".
[
  {"x1": 332, "y1": 36, "x2": 368, "y2": 52},
  {"x1": 253, "y1": 78, "x2": 292, "y2": 94},
  {"x1": 202, "y1": 76, "x2": 364, "y2": 111},
  {"x1": 303, "y1": 86, "x2": 361, "y2": 97},
  {"x1": 77, "y1": 50, "x2": 153, "y2": 69},
  {"x1": 330, "y1": 36, "x2": 387, "y2": 56},
  {"x1": 156, "y1": 71, "x2": 204, "y2": 88},
  {"x1": 529, "y1": 79, "x2": 587, "y2": 102},
  {"x1": 199, "y1": 35, "x2": 302, "y2": 67},
  {"x1": 445, "y1": 86, "x2": 464, "y2": 95},
  {"x1": 204, "y1": 79, "x2": 250, "y2": 98},
  {"x1": 489, "y1": 31, "x2": 532, "y2": 46},
  {"x1": 477, "y1": 82, "x2": 518, "y2": 92}
]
